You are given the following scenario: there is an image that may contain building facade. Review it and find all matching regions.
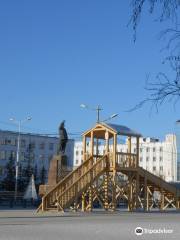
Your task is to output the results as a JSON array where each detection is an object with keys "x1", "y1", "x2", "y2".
[
  {"x1": 74, "y1": 134, "x2": 178, "y2": 182},
  {"x1": 0, "y1": 130, "x2": 74, "y2": 182}
]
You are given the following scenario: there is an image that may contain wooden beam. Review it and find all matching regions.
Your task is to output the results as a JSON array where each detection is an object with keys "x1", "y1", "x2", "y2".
[
  {"x1": 144, "y1": 176, "x2": 147, "y2": 211},
  {"x1": 90, "y1": 131, "x2": 94, "y2": 156},
  {"x1": 83, "y1": 136, "x2": 86, "y2": 162},
  {"x1": 160, "y1": 188, "x2": 165, "y2": 210},
  {"x1": 136, "y1": 172, "x2": 139, "y2": 209},
  {"x1": 105, "y1": 130, "x2": 109, "y2": 154},
  {"x1": 113, "y1": 134, "x2": 117, "y2": 170},
  {"x1": 136, "y1": 137, "x2": 139, "y2": 167},
  {"x1": 81, "y1": 192, "x2": 85, "y2": 212}
]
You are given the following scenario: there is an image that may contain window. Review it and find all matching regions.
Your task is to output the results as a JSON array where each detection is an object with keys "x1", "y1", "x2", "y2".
[
  {"x1": 11, "y1": 139, "x2": 17, "y2": 146},
  {"x1": 140, "y1": 157, "x2": 143, "y2": 162},
  {"x1": 0, "y1": 151, "x2": 6, "y2": 160},
  {"x1": 146, "y1": 147, "x2": 149, "y2": 153},
  {"x1": 75, "y1": 151, "x2": 79, "y2": 156},
  {"x1": 153, "y1": 147, "x2": 156, "y2": 152},
  {"x1": 21, "y1": 139, "x2": 26, "y2": 147},
  {"x1": 160, "y1": 166, "x2": 163, "y2": 171},
  {"x1": 49, "y1": 143, "x2": 54, "y2": 150},
  {"x1": 159, "y1": 147, "x2": 163, "y2": 152},
  {"x1": 39, "y1": 142, "x2": 45, "y2": 150},
  {"x1": 39, "y1": 154, "x2": 45, "y2": 165},
  {"x1": 81, "y1": 151, "x2": 83, "y2": 155},
  {"x1": 0, "y1": 139, "x2": 6, "y2": 145},
  {"x1": 39, "y1": 154, "x2": 44, "y2": 160},
  {"x1": 29, "y1": 142, "x2": 35, "y2": 150},
  {"x1": 160, "y1": 157, "x2": 163, "y2": 161},
  {"x1": 140, "y1": 148, "x2": 143, "y2": 153},
  {"x1": 146, "y1": 157, "x2": 149, "y2": 162},
  {"x1": 134, "y1": 148, "x2": 136, "y2": 153},
  {"x1": 153, "y1": 166, "x2": 156, "y2": 171},
  {"x1": 29, "y1": 153, "x2": 35, "y2": 163},
  {"x1": 0, "y1": 166, "x2": 4, "y2": 176},
  {"x1": 76, "y1": 159, "x2": 79, "y2": 164},
  {"x1": 153, "y1": 157, "x2": 156, "y2": 162},
  {"x1": 5, "y1": 139, "x2": 11, "y2": 145},
  {"x1": 20, "y1": 152, "x2": 25, "y2": 161},
  {"x1": 10, "y1": 151, "x2": 16, "y2": 160}
]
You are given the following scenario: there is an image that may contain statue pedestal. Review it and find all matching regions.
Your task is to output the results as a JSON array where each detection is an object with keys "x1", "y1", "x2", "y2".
[{"x1": 39, "y1": 154, "x2": 71, "y2": 197}]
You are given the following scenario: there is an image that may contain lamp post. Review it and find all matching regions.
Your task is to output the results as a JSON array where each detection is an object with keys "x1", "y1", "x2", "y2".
[
  {"x1": 80, "y1": 104, "x2": 103, "y2": 123},
  {"x1": 9, "y1": 116, "x2": 32, "y2": 202},
  {"x1": 80, "y1": 104, "x2": 118, "y2": 123}
]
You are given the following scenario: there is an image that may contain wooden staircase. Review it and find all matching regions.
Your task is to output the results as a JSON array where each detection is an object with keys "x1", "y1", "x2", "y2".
[
  {"x1": 37, "y1": 155, "x2": 108, "y2": 212},
  {"x1": 138, "y1": 167, "x2": 178, "y2": 195}
]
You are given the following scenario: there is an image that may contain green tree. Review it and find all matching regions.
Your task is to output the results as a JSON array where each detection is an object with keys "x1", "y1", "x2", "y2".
[
  {"x1": 18, "y1": 163, "x2": 26, "y2": 192},
  {"x1": 23, "y1": 163, "x2": 33, "y2": 190},
  {"x1": 1, "y1": 153, "x2": 15, "y2": 191}
]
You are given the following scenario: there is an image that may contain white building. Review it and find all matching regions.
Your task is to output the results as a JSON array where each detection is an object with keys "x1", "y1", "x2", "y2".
[
  {"x1": 74, "y1": 134, "x2": 178, "y2": 182},
  {"x1": 0, "y1": 130, "x2": 74, "y2": 182}
]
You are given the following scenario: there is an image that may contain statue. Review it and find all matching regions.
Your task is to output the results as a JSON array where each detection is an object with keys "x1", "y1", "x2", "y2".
[{"x1": 57, "y1": 120, "x2": 68, "y2": 155}]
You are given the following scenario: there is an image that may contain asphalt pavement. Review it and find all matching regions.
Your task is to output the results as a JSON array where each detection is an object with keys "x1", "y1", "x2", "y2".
[{"x1": 0, "y1": 209, "x2": 180, "y2": 240}]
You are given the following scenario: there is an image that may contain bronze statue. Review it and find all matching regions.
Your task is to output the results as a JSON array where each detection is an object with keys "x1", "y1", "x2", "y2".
[{"x1": 57, "y1": 120, "x2": 68, "y2": 155}]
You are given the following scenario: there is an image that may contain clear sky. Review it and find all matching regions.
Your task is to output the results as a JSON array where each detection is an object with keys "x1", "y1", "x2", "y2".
[{"x1": 0, "y1": 0, "x2": 179, "y2": 140}]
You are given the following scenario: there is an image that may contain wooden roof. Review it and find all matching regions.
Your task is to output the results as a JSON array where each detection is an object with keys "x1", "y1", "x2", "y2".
[{"x1": 83, "y1": 122, "x2": 142, "y2": 139}]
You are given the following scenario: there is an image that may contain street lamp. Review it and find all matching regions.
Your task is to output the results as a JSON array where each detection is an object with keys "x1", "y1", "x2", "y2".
[
  {"x1": 80, "y1": 103, "x2": 118, "y2": 123},
  {"x1": 102, "y1": 113, "x2": 119, "y2": 122},
  {"x1": 80, "y1": 104, "x2": 103, "y2": 123},
  {"x1": 9, "y1": 116, "x2": 32, "y2": 201}
]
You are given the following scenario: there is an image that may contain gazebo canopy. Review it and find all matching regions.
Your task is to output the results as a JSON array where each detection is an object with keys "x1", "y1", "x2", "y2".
[{"x1": 83, "y1": 122, "x2": 142, "y2": 139}]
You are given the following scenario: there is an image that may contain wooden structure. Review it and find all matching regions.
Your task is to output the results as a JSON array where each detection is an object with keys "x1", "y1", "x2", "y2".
[
  {"x1": 39, "y1": 155, "x2": 71, "y2": 197},
  {"x1": 37, "y1": 122, "x2": 180, "y2": 212}
]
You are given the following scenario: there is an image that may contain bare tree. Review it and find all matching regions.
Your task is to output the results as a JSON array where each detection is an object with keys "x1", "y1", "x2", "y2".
[{"x1": 129, "y1": 0, "x2": 180, "y2": 110}]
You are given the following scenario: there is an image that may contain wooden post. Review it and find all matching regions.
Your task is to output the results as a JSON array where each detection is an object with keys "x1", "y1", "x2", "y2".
[
  {"x1": 88, "y1": 187, "x2": 93, "y2": 211},
  {"x1": 144, "y1": 176, "x2": 147, "y2": 211},
  {"x1": 83, "y1": 136, "x2": 86, "y2": 162},
  {"x1": 112, "y1": 134, "x2": 117, "y2": 210},
  {"x1": 82, "y1": 192, "x2": 85, "y2": 212},
  {"x1": 111, "y1": 176, "x2": 116, "y2": 211},
  {"x1": 136, "y1": 137, "x2": 139, "y2": 167},
  {"x1": 105, "y1": 130, "x2": 109, "y2": 154},
  {"x1": 104, "y1": 173, "x2": 109, "y2": 210},
  {"x1": 42, "y1": 197, "x2": 45, "y2": 211},
  {"x1": 136, "y1": 173, "x2": 139, "y2": 209},
  {"x1": 146, "y1": 187, "x2": 149, "y2": 211},
  {"x1": 128, "y1": 176, "x2": 133, "y2": 211},
  {"x1": 128, "y1": 137, "x2": 131, "y2": 167},
  {"x1": 113, "y1": 134, "x2": 117, "y2": 170},
  {"x1": 128, "y1": 137, "x2": 131, "y2": 153},
  {"x1": 96, "y1": 138, "x2": 99, "y2": 161},
  {"x1": 160, "y1": 188, "x2": 164, "y2": 210},
  {"x1": 91, "y1": 131, "x2": 94, "y2": 157}
]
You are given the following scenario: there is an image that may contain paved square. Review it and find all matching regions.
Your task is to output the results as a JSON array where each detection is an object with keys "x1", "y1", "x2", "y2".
[{"x1": 0, "y1": 209, "x2": 180, "y2": 240}]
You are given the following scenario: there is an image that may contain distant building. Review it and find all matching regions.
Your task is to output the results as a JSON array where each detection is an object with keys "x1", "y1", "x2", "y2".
[
  {"x1": 0, "y1": 130, "x2": 74, "y2": 182},
  {"x1": 74, "y1": 134, "x2": 178, "y2": 182}
]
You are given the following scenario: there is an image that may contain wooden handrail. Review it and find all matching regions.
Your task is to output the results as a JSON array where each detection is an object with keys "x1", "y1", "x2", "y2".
[
  {"x1": 57, "y1": 155, "x2": 107, "y2": 202},
  {"x1": 40, "y1": 155, "x2": 107, "y2": 211},
  {"x1": 42, "y1": 156, "x2": 94, "y2": 199}
]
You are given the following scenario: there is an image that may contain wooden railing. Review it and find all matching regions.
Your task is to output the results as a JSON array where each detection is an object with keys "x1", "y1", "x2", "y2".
[
  {"x1": 41, "y1": 155, "x2": 107, "y2": 211},
  {"x1": 56, "y1": 155, "x2": 107, "y2": 209},
  {"x1": 116, "y1": 152, "x2": 137, "y2": 168}
]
